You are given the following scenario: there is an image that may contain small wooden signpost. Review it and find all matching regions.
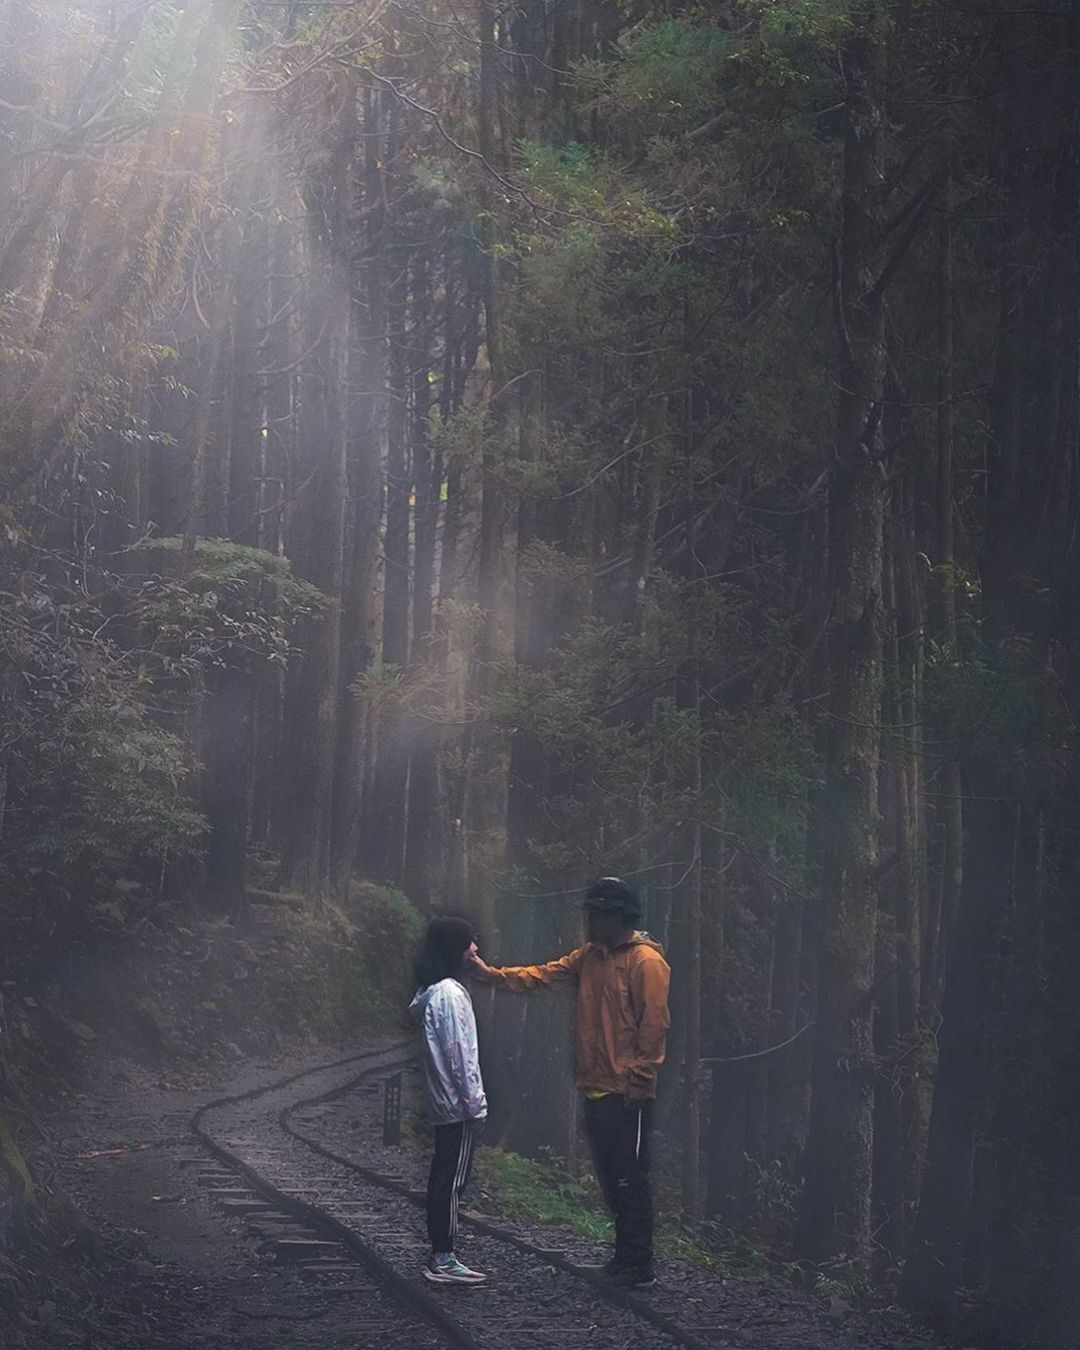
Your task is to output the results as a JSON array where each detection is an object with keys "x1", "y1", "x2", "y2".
[{"x1": 383, "y1": 1071, "x2": 402, "y2": 1146}]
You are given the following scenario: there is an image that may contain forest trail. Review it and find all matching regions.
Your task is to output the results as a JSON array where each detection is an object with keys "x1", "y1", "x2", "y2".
[
  {"x1": 30, "y1": 1044, "x2": 940, "y2": 1350},
  {"x1": 6, "y1": 1, "x2": 1080, "y2": 1344}
]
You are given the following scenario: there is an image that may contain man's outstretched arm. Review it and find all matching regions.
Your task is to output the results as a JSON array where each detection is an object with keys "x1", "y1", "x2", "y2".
[{"x1": 468, "y1": 946, "x2": 585, "y2": 991}]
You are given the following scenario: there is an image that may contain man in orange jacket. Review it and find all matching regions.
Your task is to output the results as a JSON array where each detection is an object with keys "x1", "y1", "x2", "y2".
[{"x1": 468, "y1": 877, "x2": 671, "y2": 1287}]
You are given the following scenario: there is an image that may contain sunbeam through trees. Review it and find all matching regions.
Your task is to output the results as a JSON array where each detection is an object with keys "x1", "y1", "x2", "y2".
[{"x1": 2, "y1": 1, "x2": 1080, "y2": 1346}]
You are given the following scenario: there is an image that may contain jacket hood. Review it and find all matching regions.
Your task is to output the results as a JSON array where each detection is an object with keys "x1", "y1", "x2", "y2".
[
  {"x1": 589, "y1": 930, "x2": 665, "y2": 957},
  {"x1": 631, "y1": 929, "x2": 665, "y2": 955},
  {"x1": 410, "y1": 977, "x2": 467, "y2": 1015},
  {"x1": 408, "y1": 982, "x2": 438, "y2": 1021}
]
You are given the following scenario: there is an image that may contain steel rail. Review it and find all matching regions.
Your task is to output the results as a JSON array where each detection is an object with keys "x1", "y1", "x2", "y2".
[
  {"x1": 279, "y1": 1057, "x2": 714, "y2": 1350},
  {"x1": 191, "y1": 1041, "x2": 483, "y2": 1350}
]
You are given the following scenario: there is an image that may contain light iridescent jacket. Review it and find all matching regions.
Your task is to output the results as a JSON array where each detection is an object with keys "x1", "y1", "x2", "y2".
[{"x1": 408, "y1": 977, "x2": 488, "y2": 1125}]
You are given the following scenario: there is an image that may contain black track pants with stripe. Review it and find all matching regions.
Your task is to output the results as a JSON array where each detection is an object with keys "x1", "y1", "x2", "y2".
[
  {"x1": 426, "y1": 1119, "x2": 479, "y2": 1253},
  {"x1": 583, "y1": 1095, "x2": 654, "y2": 1269}
]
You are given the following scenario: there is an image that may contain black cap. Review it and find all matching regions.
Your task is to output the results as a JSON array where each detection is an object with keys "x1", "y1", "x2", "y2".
[{"x1": 581, "y1": 876, "x2": 641, "y2": 919}]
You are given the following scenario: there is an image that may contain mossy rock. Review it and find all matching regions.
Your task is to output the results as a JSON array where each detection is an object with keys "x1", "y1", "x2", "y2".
[
  {"x1": 130, "y1": 998, "x2": 169, "y2": 1053},
  {"x1": 0, "y1": 1118, "x2": 33, "y2": 1204}
]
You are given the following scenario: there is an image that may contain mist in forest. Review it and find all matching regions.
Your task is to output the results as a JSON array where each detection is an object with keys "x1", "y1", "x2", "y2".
[{"x1": 2, "y1": 1, "x2": 1080, "y2": 1347}]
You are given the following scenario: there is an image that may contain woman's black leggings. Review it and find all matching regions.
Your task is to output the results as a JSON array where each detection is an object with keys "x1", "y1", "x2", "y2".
[{"x1": 426, "y1": 1119, "x2": 479, "y2": 1253}]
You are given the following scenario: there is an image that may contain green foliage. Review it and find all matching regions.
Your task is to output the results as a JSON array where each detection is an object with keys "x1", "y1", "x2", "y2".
[
  {"x1": 518, "y1": 228, "x2": 610, "y2": 343},
  {"x1": 28, "y1": 710, "x2": 205, "y2": 870},
  {"x1": 475, "y1": 1146, "x2": 613, "y2": 1243},
  {"x1": 623, "y1": 252, "x2": 698, "y2": 297},
  {"x1": 338, "y1": 882, "x2": 426, "y2": 1023},
  {"x1": 712, "y1": 703, "x2": 819, "y2": 854},
  {"x1": 656, "y1": 1227, "x2": 723, "y2": 1271},
  {"x1": 734, "y1": 0, "x2": 853, "y2": 87},
  {"x1": 512, "y1": 141, "x2": 684, "y2": 350},
  {"x1": 518, "y1": 142, "x2": 677, "y2": 241},
  {"x1": 476, "y1": 1145, "x2": 722, "y2": 1269},
  {"x1": 432, "y1": 404, "x2": 494, "y2": 468},
  {"x1": 503, "y1": 424, "x2": 591, "y2": 498},
  {"x1": 266, "y1": 882, "x2": 425, "y2": 1034},
  {"x1": 135, "y1": 537, "x2": 327, "y2": 670},
  {"x1": 488, "y1": 658, "x2": 601, "y2": 760},
  {"x1": 437, "y1": 597, "x2": 486, "y2": 647},
  {"x1": 0, "y1": 571, "x2": 207, "y2": 897},
  {"x1": 350, "y1": 658, "x2": 442, "y2": 719},
  {"x1": 123, "y1": 3, "x2": 187, "y2": 116},
  {"x1": 579, "y1": 3, "x2": 847, "y2": 111},
  {"x1": 577, "y1": 19, "x2": 738, "y2": 131},
  {"x1": 926, "y1": 634, "x2": 1065, "y2": 786},
  {"x1": 506, "y1": 457, "x2": 562, "y2": 496},
  {"x1": 351, "y1": 658, "x2": 408, "y2": 713},
  {"x1": 654, "y1": 698, "x2": 704, "y2": 772},
  {"x1": 517, "y1": 539, "x2": 589, "y2": 584}
]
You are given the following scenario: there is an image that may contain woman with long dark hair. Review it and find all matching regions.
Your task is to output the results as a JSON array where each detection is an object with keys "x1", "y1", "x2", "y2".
[{"x1": 408, "y1": 915, "x2": 488, "y2": 1285}]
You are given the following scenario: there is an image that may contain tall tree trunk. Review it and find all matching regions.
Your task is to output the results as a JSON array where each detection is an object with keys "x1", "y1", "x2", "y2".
[
  {"x1": 227, "y1": 135, "x2": 264, "y2": 548},
  {"x1": 251, "y1": 201, "x2": 292, "y2": 846},
  {"x1": 926, "y1": 168, "x2": 962, "y2": 1012},
  {"x1": 202, "y1": 144, "x2": 265, "y2": 904},
  {"x1": 872, "y1": 514, "x2": 905, "y2": 1266},
  {"x1": 681, "y1": 655, "x2": 704, "y2": 1215},
  {"x1": 796, "y1": 21, "x2": 888, "y2": 1270},
  {"x1": 905, "y1": 14, "x2": 1079, "y2": 1317},
  {"x1": 457, "y1": 0, "x2": 509, "y2": 920},
  {"x1": 765, "y1": 879, "x2": 806, "y2": 1179},
  {"x1": 204, "y1": 663, "x2": 253, "y2": 910},
  {"x1": 279, "y1": 74, "x2": 354, "y2": 903},
  {"x1": 367, "y1": 161, "x2": 411, "y2": 885},
  {"x1": 330, "y1": 85, "x2": 386, "y2": 894},
  {"x1": 403, "y1": 252, "x2": 441, "y2": 908},
  {"x1": 900, "y1": 788, "x2": 1012, "y2": 1321}
]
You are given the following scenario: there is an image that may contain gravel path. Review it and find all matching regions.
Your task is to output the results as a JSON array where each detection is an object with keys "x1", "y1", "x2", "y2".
[
  {"x1": 201, "y1": 1046, "x2": 685, "y2": 1350},
  {"x1": 28, "y1": 1043, "x2": 941, "y2": 1350},
  {"x1": 292, "y1": 1056, "x2": 940, "y2": 1350}
]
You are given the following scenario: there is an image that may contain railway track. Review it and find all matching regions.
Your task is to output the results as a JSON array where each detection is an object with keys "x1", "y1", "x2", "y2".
[
  {"x1": 191, "y1": 1045, "x2": 934, "y2": 1350},
  {"x1": 191, "y1": 1044, "x2": 713, "y2": 1350},
  {"x1": 191, "y1": 1042, "x2": 472, "y2": 1349}
]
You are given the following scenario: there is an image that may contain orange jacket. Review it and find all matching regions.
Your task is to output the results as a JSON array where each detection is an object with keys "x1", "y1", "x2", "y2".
[{"x1": 487, "y1": 933, "x2": 671, "y2": 1098}]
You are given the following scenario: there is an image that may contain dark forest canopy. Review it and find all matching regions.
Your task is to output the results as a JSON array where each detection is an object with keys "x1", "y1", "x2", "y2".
[{"x1": 2, "y1": 0, "x2": 1080, "y2": 1344}]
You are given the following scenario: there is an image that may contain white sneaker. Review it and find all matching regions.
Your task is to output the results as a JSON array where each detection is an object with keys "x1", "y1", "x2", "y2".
[{"x1": 423, "y1": 1253, "x2": 488, "y2": 1285}]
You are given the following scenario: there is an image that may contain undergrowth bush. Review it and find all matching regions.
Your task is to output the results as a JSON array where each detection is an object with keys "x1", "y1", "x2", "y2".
[
  {"x1": 475, "y1": 1144, "x2": 722, "y2": 1270},
  {"x1": 475, "y1": 1145, "x2": 613, "y2": 1243},
  {"x1": 338, "y1": 882, "x2": 426, "y2": 1025}
]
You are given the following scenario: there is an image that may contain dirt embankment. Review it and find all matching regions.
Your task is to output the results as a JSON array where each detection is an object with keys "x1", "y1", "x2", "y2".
[{"x1": 0, "y1": 881, "x2": 422, "y2": 1347}]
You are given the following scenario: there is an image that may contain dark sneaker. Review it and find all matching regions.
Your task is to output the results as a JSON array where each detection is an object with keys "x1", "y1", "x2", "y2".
[
  {"x1": 423, "y1": 1254, "x2": 487, "y2": 1285},
  {"x1": 609, "y1": 1264, "x2": 656, "y2": 1288}
]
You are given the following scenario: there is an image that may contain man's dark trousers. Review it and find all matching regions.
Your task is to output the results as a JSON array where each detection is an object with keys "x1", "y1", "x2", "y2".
[{"x1": 583, "y1": 1094, "x2": 654, "y2": 1270}]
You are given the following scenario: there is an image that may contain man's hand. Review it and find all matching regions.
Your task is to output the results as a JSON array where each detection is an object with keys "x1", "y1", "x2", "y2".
[{"x1": 466, "y1": 950, "x2": 497, "y2": 982}]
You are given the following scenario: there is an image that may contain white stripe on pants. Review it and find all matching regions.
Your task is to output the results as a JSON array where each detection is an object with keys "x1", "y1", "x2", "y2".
[{"x1": 449, "y1": 1122, "x2": 473, "y2": 1246}]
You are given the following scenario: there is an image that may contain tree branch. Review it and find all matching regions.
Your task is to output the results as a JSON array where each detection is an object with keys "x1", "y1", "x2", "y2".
[{"x1": 866, "y1": 169, "x2": 946, "y2": 304}]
